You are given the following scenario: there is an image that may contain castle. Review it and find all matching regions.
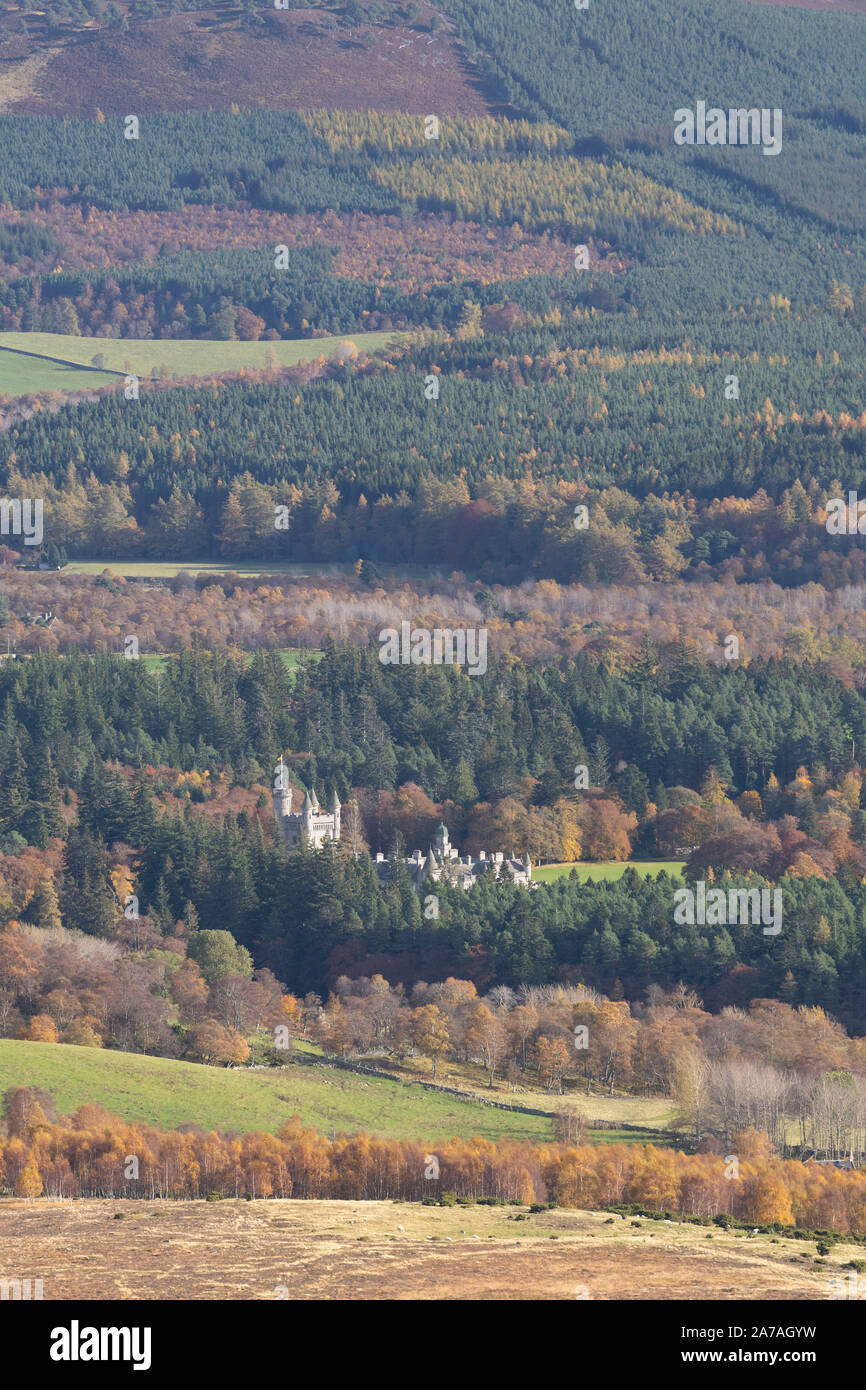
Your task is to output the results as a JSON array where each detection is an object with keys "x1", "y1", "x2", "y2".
[
  {"x1": 272, "y1": 770, "x2": 341, "y2": 850},
  {"x1": 272, "y1": 771, "x2": 531, "y2": 889},
  {"x1": 372, "y1": 822, "x2": 532, "y2": 891}
]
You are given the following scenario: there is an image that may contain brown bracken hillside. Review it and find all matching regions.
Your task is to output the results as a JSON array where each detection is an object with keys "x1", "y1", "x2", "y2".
[{"x1": 0, "y1": 4, "x2": 500, "y2": 117}]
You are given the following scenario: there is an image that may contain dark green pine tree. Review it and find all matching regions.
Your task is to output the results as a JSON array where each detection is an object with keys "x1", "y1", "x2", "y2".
[
  {"x1": 75, "y1": 758, "x2": 104, "y2": 839},
  {"x1": 632, "y1": 632, "x2": 660, "y2": 687},
  {"x1": 448, "y1": 756, "x2": 478, "y2": 806},
  {"x1": 0, "y1": 738, "x2": 28, "y2": 836},
  {"x1": 665, "y1": 636, "x2": 699, "y2": 695},
  {"x1": 150, "y1": 876, "x2": 176, "y2": 935},
  {"x1": 126, "y1": 773, "x2": 158, "y2": 844},
  {"x1": 60, "y1": 827, "x2": 119, "y2": 937},
  {"x1": 615, "y1": 763, "x2": 651, "y2": 818},
  {"x1": 25, "y1": 744, "x2": 66, "y2": 841},
  {"x1": 23, "y1": 809, "x2": 48, "y2": 849},
  {"x1": 209, "y1": 819, "x2": 259, "y2": 946},
  {"x1": 589, "y1": 734, "x2": 611, "y2": 788},
  {"x1": 363, "y1": 735, "x2": 397, "y2": 792},
  {"x1": 495, "y1": 895, "x2": 556, "y2": 987}
]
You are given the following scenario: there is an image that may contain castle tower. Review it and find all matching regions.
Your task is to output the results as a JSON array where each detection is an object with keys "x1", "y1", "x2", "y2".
[
  {"x1": 434, "y1": 822, "x2": 450, "y2": 857},
  {"x1": 272, "y1": 756, "x2": 292, "y2": 824},
  {"x1": 274, "y1": 778, "x2": 341, "y2": 853}
]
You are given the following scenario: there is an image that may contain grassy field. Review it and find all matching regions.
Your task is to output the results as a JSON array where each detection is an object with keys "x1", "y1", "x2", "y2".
[
  {"x1": 65, "y1": 560, "x2": 355, "y2": 578},
  {"x1": 561, "y1": 1095, "x2": 678, "y2": 1130},
  {"x1": 0, "y1": 1197, "x2": 842, "y2": 1300},
  {"x1": 0, "y1": 1038, "x2": 679, "y2": 1148},
  {"x1": 389, "y1": 1055, "x2": 678, "y2": 1139},
  {"x1": 0, "y1": 330, "x2": 404, "y2": 392},
  {"x1": 0, "y1": 348, "x2": 117, "y2": 395},
  {"x1": 0, "y1": 1040, "x2": 552, "y2": 1144},
  {"x1": 137, "y1": 649, "x2": 317, "y2": 674},
  {"x1": 63, "y1": 559, "x2": 432, "y2": 579},
  {"x1": 0, "y1": 649, "x2": 320, "y2": 674},
  {"x1": 533, "y1": 860, "x2": 685, "y2": 884}
]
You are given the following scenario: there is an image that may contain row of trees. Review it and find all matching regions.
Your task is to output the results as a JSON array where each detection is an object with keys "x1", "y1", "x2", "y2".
[
  {"x1": 9, "y1": 567, "x2": 866, "y2": 671},
  {"x1": 4, "y1": 319, "x2": 866, "y2": 581},
  {"x1": 0, "y1": 245, "x2": 441, "y2": 340},
  {"x1": 678, "y1": 1056, "x2": 866, "y2": 1163},
  {"x1": 314, "y1": 977, "x2": 866, "y2": 1127},
  {"x1": 4, "y1": 642, "x2": 866, "y2": 830},
  {"x1": 8, "y1": 906, "x2": 866, "y2": 1161},
  {"x1": 0, "y1": 110, "x2": 393, "y2": 215},
  {"x1": 3, "y1": 1086, "x2": 864, "y2": 1232}
]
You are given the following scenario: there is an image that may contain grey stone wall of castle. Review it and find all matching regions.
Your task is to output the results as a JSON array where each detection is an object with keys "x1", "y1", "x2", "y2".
[
  {"x1": 372, "y1": 823, "x2": 532, "y2": 890},
  {"x1": 272, "y1": 782, "x2": 341, "y2": 850}
]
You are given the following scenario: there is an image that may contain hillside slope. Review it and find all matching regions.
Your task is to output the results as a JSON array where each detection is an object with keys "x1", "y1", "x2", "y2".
[
  {"x1": 0, "y1": 3, "x2": 497, "y2": 117},
  {"x1": 0, "y1": 1039, "x2": 553, "y2": 1143}
]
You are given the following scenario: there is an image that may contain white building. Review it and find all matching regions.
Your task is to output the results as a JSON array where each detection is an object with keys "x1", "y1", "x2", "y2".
[
  {"x1": 273, "y1": 779, "x2": 341, "y2": 850},
  {"x1": 373, "y1": 823, "x2": 532, "y2": 891}
]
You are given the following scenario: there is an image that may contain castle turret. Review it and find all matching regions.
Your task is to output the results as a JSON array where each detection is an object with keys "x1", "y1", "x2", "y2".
[
  {"x1": 278, "y1": 778, "x2": 341, "y2": 852},
  {"x1": 272, "y1": 758, "x2": 292, "y2": 829},
  {"x1": 434, "y1": 822, "x2": 450, "y2": 856},
  {"x1": 273, "y1": 782, "x2": 292, "y2": 824}
]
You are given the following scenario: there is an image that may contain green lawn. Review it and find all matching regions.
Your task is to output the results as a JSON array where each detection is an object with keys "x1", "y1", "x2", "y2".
[
  {"x1": 65, "y1": 560, "x2": 353, "y2": 578},
  {"x1": 533, "y1": 860, "x2": 685, "y2": 884},
  {"x1": 0, "y1": 348, "x2": 117, "y2": 395},
  {"x1": 584, "y1": 1127, "x2": 672, "y2": 1146},
  {"x1": 138, "y1": 649, "x2": 319, "y2": 673},
  {"x1": 0, "y1": 1039, "x2": 553, "y2": 1145},
  {"x1": 64, "y1": 560, "x2": 417, "y2": 578},
  {"x1": 393, "y1": 1056, "x2": 678, "y2": 1143},
  {"x1": 0, "y1": 330, "x2": 404, "y2": 390}
]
